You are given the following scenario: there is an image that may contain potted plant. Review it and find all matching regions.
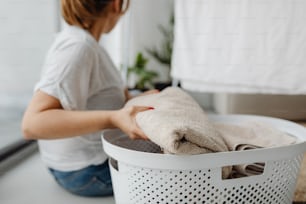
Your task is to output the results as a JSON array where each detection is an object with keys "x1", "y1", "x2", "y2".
[
  {"x1": 146, "y1": 14, "x2": 174, "y2": 90},
  {"x1": 127, "y1": 52, "x2": 159, "y2": 91}
]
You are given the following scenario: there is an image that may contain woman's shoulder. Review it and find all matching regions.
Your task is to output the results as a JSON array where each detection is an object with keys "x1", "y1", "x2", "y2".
[
  {"x1": 42, "y1": 28, "x2": 99, "y2": 76},
  {"x1": 47, "y1": 28, "x2": 99, "y2": 62},
  {"x1": 52, "y1": 25, "x2": 98, "y2": 54}
]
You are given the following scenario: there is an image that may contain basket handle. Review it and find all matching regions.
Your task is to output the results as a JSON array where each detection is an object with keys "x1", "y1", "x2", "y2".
[
  {"x1": 214, "y1": 160, "x2": 275, "y2": 186},
  {"x1": 110, "y1": 158, "x2": 119, "y2": 171}
]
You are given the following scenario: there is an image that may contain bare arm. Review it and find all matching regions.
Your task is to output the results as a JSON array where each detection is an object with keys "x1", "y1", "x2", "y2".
[{"x1": 22, "y1": 91, "x2": 151, "y2": 140}]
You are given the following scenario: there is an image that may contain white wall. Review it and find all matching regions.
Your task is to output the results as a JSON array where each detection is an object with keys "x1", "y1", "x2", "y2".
[
  {"x1": 0, "y1": 0, "x2": 58, "y2": 106},
  {"x1": 101, "y1": 0, "x2": 175, "y2": 84},
  {"x1": 0, "y1": 0, "x2": 212, "y2": 109},
  {"x1": 126, "y1": 0, "x2": 174, "y2": 83}
]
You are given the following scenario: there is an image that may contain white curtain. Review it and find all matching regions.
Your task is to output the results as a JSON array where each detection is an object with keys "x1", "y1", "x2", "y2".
[{"x1": 172, "y1": 0, "x2": 306, "y2": 94}]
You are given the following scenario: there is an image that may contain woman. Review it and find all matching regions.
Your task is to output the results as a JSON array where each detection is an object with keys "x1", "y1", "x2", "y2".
[{"x1": 22, "y1": 0, "x2": 157, "y2": 197}]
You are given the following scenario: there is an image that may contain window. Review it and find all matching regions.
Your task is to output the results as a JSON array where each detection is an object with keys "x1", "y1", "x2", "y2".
[{"x1": 0, "y1": 0, "x2": 59, "y2": 150}]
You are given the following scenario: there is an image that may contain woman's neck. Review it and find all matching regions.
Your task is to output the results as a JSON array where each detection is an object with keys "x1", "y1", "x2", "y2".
[{"x1": 89, "y1": 19, "x2": 108, "y2": 41}]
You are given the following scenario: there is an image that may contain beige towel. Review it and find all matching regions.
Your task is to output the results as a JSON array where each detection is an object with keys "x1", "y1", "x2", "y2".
[
  {"x1": 215, "y1": 122, "x2": 297, "y2": 151},
  {"x1": 215, "y1": 122, "x2": 297, "y2": 177},
  {"x1": 125, "y1": 87, "x2": 229, "y2": 155},
  {"x1": 233, "y1": 144, "x2": 265, "y2": 177},
  {"x1": 230, "y1": 162, "x2": 265, "y2": 178},
  {"x1": 126, "y1": 87, "x2": 296, "y2": 178}
]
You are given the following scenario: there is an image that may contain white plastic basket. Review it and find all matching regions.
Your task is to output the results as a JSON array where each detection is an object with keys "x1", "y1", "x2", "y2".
[{"x1": 102, "y1": 115, "x2": 306, "y2": 204}]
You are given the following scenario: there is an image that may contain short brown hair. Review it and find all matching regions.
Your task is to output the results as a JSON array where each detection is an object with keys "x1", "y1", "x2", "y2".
[{"x1": 61, "y1": 0, "x2": 113, "y2": 30}]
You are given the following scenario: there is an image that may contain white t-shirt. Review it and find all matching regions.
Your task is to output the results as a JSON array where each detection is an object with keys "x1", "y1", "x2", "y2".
[{"x1": 35, "y1": 25, "x2": 126, "y2": 171}]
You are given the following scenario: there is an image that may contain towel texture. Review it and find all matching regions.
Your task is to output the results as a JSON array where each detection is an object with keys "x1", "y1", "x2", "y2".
[
  {"x1": 126, "y1": 87, "x2": 296, "y2": 178},
  {"x1": 215, "y1": 122, "x2": 296, "y2": 177},
  {"x1": 215, "y1": 122, "x2": 297, "y2": 151},
  {"x1": 125, "y1": 87, "x2": 229, "y2": 155}
]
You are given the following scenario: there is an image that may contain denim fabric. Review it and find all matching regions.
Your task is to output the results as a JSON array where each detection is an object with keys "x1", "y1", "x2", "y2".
[{"x1": 49, "y1": 160, "x2": 113, "y2": 197}]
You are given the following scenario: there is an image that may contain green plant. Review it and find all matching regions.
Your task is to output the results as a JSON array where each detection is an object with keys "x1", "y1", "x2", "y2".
[
  {"x1": 128, "y1": 52, "x2": 158, "y2": 90},
  {"x1": 146, "y1": 14, "x2": 174, "y2": 70}
]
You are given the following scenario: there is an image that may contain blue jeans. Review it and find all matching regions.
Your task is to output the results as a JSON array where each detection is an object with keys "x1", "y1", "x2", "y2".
[{"x1": 49, "y1": 160, "x2": 113, "y2": 197}]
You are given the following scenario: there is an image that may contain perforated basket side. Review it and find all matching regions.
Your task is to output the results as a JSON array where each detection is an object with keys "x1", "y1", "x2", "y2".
[
  {"x1": 110, "y1": 154, "x2": 304, "y2": 204},
  {"x1": 102, "y1": 115, "x2": 306, "y2": 204}
]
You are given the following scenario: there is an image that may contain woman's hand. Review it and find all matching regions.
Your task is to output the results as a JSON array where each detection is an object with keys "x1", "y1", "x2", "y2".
[{"x1": 110, "y1": 106, "x2": 154, "y2": 140}]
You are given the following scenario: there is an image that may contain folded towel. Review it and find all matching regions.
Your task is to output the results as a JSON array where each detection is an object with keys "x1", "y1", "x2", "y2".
[
  {"x1": 215, "y1": 122, "x2": 297, "y2": 151},
  {"x1": 215, "y1": 122, "x2": 296, "y2": 177},
  {"x1": 229, "y1": 163, "x2": 265, "y2": 179},
  {"x1": 126, "y1": 87, "x2": 297, "y2": 179},
  {"x1": 235, "y1": 144, "x2": 264, "y2": 176},
  {"x1": 231, "y1": 144, "x2": 266, "y2": 178},
  {"x1": 125, "y1": 87, "x2": 229, "y2": 155},
  {"x1": 126, "y1": 87, "x2": 231, "y2": 178}
]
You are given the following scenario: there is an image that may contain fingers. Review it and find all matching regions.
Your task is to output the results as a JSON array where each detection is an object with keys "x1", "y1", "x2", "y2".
[
  {"x1": 135, "y1": 128, "x2": 149, "y2": 140},
  {"x1": 130, "y1": 111, "x2": 150, "y2": 140},
  {"x1": 131, "y1": 133, "x2": 149, "y2": 140},
  {"x1": 125, "y1": 105, "x2": 154, "y2": 140},
  {"x1": 133, "y1": 106, "x2": 154, "y2": 139},
  {"x1": 131, "y1": 106, "x2": 155, "y2": 115},
  {"x1": 129, "y1": 127, "x2": 149, "y2": 140}
]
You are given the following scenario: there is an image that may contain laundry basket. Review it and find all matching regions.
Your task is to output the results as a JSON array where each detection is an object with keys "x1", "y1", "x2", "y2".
[{"x1": 102, "y1": 115, "x2": 306, "y2": 204}]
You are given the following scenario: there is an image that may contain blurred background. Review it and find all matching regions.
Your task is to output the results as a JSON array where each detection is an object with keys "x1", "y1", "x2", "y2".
[
  {"x1": 0, "y1": 1, "x2": 305, "y2": 203},
  {"x1": 1, "y1": 0, "x2": 306, "y2": 161},
  {"x1": 0, "y1": 0, "x2": 188, "y2": 151}
]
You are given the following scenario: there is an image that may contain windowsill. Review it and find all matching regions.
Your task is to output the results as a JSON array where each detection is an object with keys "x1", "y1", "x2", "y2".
[
  {"x1": 0, "y1": 140, "x2": 38, "y2": 175},
  {"x1": 0, "y1": 140, "x2": 36, "y2": 161}
]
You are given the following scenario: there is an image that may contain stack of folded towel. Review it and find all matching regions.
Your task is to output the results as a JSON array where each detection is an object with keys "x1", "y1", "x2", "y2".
[
  {"x1": 125, "y1": 87, "x2": 297, "y2": 178},
  {"x1": 125, "y1": 87, "x2": 229, "y2": 155},
  {"x1": 215, "y1": 122, "x2": 296, "y2": 177}
]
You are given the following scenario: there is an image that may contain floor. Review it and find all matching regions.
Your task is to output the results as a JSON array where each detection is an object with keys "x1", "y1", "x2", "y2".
[
  {"x1": 295, "y1": 153, "x2": 306, "y2": 202},
  {"x1": 0, "y1": 153, "x2": 115, "y2": 204},
  {"x1": 294, "y1": 123, "x2": 306, "y2": 202},
  {"x1": 1, "y1": 103, "x2": 113, "y2": 204}
]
